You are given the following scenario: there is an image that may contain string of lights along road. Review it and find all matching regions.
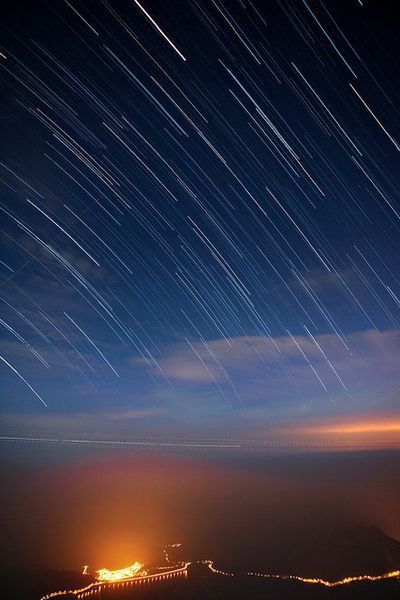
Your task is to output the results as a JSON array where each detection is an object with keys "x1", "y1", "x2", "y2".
[
  {"x1": 1, "y1": 1, "x2": 399, "y2": 417},
  {"x1": 40, "y1": 560, "x2": 400, "y2": 599}
]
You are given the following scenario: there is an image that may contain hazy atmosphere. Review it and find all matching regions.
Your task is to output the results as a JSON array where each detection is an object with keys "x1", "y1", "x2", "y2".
[{"x1": 2, "y1": 446, "x2": 399, "y2": 572}]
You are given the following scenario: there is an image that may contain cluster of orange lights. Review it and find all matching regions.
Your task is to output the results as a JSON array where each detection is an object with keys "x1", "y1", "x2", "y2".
[
  {"x1": 96, "y1": 561, "x2": 146, "y2": 582},
  {"x1": 41, "y1": 562, "x2": 189, "y2": 599}
]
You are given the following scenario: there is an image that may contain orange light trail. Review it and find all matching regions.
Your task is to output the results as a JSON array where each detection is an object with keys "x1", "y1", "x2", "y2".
[
  {"x1": 247, "y1": 569, "x2": 400, "y2": 587},
  {"x1": 205, "y1": 561, "x2": 400, "y2": 587}
]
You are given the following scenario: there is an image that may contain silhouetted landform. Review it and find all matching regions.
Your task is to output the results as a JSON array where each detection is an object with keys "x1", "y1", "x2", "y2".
[
  {"x1": 0, "y1": 569, "x2": 88, "y2": 600},
  {"x1": 2, "y1": 527, "x2": 399, "y2": 599},
  {"x1": 213, "y1": 526, "x2": 400, "y2": 580}
]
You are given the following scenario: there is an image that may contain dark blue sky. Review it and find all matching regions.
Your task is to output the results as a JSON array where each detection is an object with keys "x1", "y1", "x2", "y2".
[{"x1": 1, "y1": 0, "x2": 399, "y2": 443}]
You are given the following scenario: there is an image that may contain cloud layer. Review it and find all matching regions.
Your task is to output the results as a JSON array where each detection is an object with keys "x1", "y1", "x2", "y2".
[{"x1": 139, "y1": 329, "x2": 400, "y2": 416}]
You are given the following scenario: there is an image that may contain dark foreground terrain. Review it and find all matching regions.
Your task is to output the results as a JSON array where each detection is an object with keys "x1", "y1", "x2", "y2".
[
  {"x1": 2, "y1": 527, "x2": 400, "y2": 599},
  {"x1": 1, "y1": 562, "x2": 399, "y2": 600}
]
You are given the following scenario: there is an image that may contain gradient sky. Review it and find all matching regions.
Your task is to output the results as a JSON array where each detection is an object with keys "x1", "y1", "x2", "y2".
[{"x1": 1, "y1": 0, "x2": 400, "y2": 448}]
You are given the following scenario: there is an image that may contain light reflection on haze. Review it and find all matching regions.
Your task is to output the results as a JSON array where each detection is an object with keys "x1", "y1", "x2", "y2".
[{"x1": 1, "y1": 447, "x2": 399, "y2": 572}]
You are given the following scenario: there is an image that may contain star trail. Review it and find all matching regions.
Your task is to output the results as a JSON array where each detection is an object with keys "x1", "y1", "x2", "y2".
[{"x1": 0, "y1": 0, "x2": 399, "y2": 438}]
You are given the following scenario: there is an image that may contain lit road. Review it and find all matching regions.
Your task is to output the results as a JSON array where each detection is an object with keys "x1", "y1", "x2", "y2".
[
  {"x1": 40, "y1": 559, "x2": 400, "y2": 599},
  {"x1": 40, "y1": 563, "x2": 190, "y2": 600},
  {"x1": 205, "y1": 560, "x2": 400, "y2": 587}
]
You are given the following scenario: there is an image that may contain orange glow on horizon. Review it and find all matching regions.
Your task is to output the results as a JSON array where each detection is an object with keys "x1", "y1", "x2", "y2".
[
  {"x1": 267, "y1": 413, "x2": 400, "y2": 449},
  {"x1": 301, "y1": 417, "x2": 400, "y2": 436}
]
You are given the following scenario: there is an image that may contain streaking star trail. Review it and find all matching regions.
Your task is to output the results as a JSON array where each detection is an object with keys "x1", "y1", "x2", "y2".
[{"x1": 0, "y1": 0, "x2": 399, "y2": 438}]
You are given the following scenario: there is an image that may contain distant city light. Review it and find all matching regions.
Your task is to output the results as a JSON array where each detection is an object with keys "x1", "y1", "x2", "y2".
[{"x1": 96, "y1": 561, "x2": 145, "y2": 582}]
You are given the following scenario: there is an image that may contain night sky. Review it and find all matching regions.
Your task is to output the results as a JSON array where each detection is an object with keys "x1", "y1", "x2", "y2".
[{"x1": 1, "y1": 0, "x2": 400, "y2": 446}]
